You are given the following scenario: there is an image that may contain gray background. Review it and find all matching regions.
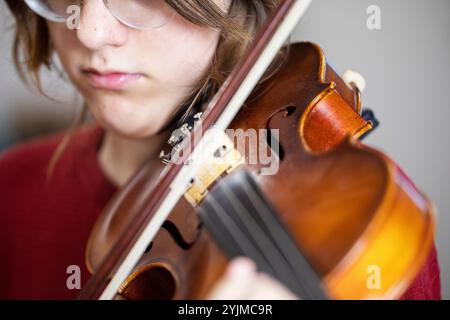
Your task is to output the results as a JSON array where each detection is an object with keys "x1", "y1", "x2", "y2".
[{"x1": 1, "y1": 0, "x2": 449, "y2": 298}]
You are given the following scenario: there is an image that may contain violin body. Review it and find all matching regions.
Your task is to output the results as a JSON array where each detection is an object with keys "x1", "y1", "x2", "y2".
[{"x1": 85, "y1": 42, "x2": 435, "y2": 300}]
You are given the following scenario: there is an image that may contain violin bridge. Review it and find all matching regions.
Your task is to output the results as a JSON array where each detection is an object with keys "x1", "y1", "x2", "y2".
[{"x1": 184, "y1": 132, "x2": 244, "y2": 207}]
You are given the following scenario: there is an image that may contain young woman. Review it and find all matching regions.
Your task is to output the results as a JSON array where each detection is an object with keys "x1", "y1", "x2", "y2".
[{"x1": 0, "y1": 0, "x2": 441, "y2": 300}]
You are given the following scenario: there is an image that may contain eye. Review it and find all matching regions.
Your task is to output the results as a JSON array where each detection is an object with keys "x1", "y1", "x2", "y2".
[{"x1": 105, "y1": 0, "x2": 175, "y2": 30}]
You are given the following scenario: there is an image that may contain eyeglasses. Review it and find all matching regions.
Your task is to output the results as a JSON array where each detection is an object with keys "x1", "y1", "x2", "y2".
[{"x1": 24, "y1": 0, "x2": 175, "y2": 30}]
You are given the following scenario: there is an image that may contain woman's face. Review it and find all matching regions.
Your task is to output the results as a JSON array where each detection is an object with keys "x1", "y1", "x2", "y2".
[{"x1": 48, "y1": 0, "x2": 229, "y2": 139}]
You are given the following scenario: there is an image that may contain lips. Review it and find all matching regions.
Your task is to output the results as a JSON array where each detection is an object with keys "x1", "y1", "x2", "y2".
[{"x1": 82, "y1": 68, "x2": 144, "y2": 90}]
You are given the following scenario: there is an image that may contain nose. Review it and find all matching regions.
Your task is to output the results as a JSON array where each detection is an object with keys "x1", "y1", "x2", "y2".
[{"x1": 76, "y1": 0, "x2": 128, "y2": 50}]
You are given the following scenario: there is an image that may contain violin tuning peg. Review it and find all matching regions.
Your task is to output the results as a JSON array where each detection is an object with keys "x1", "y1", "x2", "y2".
[
  {"x1": 343, "y1": 69, "x2": 367, "y2": 93},
  {"x1": 159, "y1": 111, "x2": 204, "y2": 165},
  {"x1": 193, "y1": 112, "x2": 203, "y2": 121}
]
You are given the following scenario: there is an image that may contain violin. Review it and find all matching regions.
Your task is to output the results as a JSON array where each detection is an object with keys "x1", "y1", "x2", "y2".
[{"x1": 79, "y1": 0, "x2": 435, "y2": 300}]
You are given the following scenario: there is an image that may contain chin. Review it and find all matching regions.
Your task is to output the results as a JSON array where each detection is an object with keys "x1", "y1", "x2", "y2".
[
  {"x1": 89, "y1": 98, "x2": 164, "y2": 140},
  {"x1": 103, "y1": 117, "x2": 164, "y2": 140}
]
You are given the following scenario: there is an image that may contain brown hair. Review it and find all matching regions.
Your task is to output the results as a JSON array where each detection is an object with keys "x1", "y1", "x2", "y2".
[{"x1": 5, "y1": 0, "x2": 285, "y2": 174}]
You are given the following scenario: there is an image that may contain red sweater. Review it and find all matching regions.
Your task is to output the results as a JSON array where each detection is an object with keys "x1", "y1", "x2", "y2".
[{"x1": 0, "y1": 125, "x2": 441, "y2": 299}]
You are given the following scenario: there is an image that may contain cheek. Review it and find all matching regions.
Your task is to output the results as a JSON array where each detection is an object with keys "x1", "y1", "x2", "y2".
[
  {"x1": 138, "y1": 18, "x2": 221, "y2": 89},
  {"x1": 47, "y1": 24, "x2": 85, "y2": 85},
  {"x1": 87, "y1": 93, "x2": 168, "y2": 138}
]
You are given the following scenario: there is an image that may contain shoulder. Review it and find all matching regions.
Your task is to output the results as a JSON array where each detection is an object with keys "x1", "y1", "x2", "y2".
[
  {"x1": 0, "y1": 124, "x2": 102, "y2": 184},
  {"x1": 0, "y1": 131, "x2": 63, "y2": 187},
  {"x1": 401, "y1": 244, "x2": 441, "y2": 300},
  {"x1": 0, "y1": 131, "x2": 63, "y2": 170}
]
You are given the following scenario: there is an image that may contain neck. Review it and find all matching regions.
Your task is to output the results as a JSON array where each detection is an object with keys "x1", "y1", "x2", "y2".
[{"x1": 98, "y1": 129, "x2": 168, "y2": 187}]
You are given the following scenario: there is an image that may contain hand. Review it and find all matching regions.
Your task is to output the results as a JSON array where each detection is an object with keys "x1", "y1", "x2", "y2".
[{"x1": 207, "y1": 257, "x2": 299, "y2": 300}]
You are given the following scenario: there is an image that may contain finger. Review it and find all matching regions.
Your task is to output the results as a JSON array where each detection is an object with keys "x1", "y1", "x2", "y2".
[
  {"x1": 207, "y1": 257, "x2": 258, "y2": 300},
  {"x1": 246, "y1": 273, "x2": 299, "y2": 300}
]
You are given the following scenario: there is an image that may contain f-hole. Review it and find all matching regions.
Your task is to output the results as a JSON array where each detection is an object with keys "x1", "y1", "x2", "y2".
[
  {"x1": 265, "y1": 106, "x2": 296, "y2": 161},
  {"x1": 144, "y1": 221, "x2": 202, "y2": 255}
]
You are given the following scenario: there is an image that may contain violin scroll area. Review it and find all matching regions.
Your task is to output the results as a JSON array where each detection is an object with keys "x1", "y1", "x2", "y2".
[{"x1": 299, "y1": 84, "x2": 373, "y2": 155}]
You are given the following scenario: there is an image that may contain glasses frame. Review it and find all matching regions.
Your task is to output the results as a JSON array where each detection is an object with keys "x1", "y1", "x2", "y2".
[{"x1": 23, "y1": 0, "x2": 174, "y2": 30}]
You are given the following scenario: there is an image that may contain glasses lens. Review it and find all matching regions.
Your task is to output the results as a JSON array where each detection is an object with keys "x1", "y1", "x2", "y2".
[
  {"x1": 25, "y1": 0, "x2": 80, "y2": 23},
  {"x1": 105, "y1": 0, "x2": 175, "y2": 30},
  {"x1": 25, "y1": 0, "x2": 175, "y2": 30}
]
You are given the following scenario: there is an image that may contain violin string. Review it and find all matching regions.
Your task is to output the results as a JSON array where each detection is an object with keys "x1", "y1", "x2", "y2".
[
  {"x1": 216, "y1": 180, "x2": 305, "y2": 286},
  {"x1": 215, "y1": 175, "x2": 321, "y2": 299},
  {"x1": 197, "y1": 204, "x2": 247, "y2": 260},
  {"x1": 198, "y1": 192, "x2": 278, "y2": 275},
  {"x1": 199, "y1": 171, "x2": 324, "y2": 299},
  {"x1": 199, "y1": 196, "x2": 254, "y2": 259},
  {"x1": 238, "y1": 176, "x2": 327, "y2": 299}
]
